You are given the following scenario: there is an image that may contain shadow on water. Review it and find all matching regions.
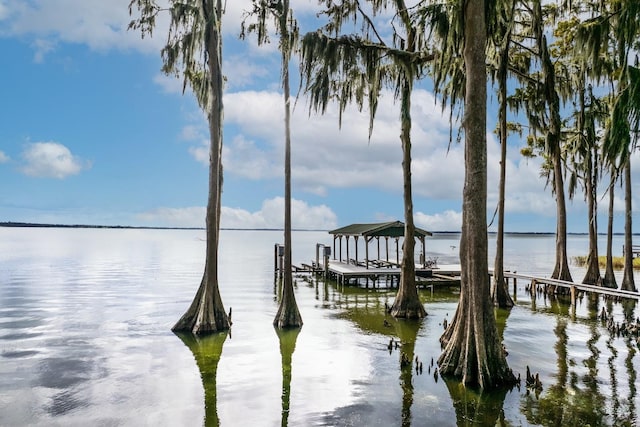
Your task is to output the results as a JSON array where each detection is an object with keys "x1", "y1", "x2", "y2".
[
  {"x1": 276, "y1": 327, "x2": 301, "y2": 427},
  {"x1": 175, "y1": 331, "x2": 228, "y2": 427}
]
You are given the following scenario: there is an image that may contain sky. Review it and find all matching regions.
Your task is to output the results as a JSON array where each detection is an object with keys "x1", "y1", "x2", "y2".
[{"x1": 0, "y1": 0, "x2": 637, "y2": 233}]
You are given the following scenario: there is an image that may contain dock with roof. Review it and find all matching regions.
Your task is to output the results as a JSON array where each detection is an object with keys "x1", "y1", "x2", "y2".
[{"x1": 288, "y1": 221, "x2": 461, "y2": 288}]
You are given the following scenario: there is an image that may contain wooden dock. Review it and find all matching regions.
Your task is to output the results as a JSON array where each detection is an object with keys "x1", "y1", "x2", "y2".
[
  {"x1": 275, "y1": 237, "x2": 639, "y2": 301},
  {"x1": 291, "y1": 258, "x2": 462, "y2": 288},
  {"x1": 623, "y1": 244, "x2": 640, "y2": 258}
]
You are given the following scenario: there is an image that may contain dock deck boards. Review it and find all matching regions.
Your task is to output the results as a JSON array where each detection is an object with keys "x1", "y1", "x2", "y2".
[{"x1": 314, "y1": 259, "x2": 461, "y2": 287}]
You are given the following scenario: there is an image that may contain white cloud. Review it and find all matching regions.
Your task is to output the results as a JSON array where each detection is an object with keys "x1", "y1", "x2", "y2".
[
  {"x1": 136, "y1": 197, "x2": 337, "y2": 229},
  {"x1": 20, "y1": 142, "x2": 90, "y2": 179},
  {"x1": 180, "y1": 125, "x2": 203, "y2": 141},
  {"x1": 153, "y1": 73, "x2": 185, "y2": 95},
  {"x1": 189, "y1": 145, "x2": 209, "y2": 165},
  {"x1": 0, "y1": 0, "x2": 165, "y2": 58},
  {"x1": 31, "y1": 38, "x2": 56, "y2": 63},
  {"x1": 223, "y1": 88, "x2": 453, "y2": 196},
  {"x1": 0, "y1": 0, "x2": 321, "y2": 60},
  {"x1": 415, "y1": 210, "x2": 462, "y2": 232},
  {"x1": 223, "y1": 134, "x2": 278, "y2": 180},
  {"x1": 223, "y1": 197, "x2": 337, "y2": 229},
  {"x1": 0, "y1": 1, "x2": 7, "y2": 21},
  {"x1": 217, "y1": 84, "x2": 627, "y2": 229},
  {"x1": 0, "y1": 150, "x2": 9, "y2": 163},
  {"x1": 225, "y1": 54, "x2": 273, "y2": 89}
]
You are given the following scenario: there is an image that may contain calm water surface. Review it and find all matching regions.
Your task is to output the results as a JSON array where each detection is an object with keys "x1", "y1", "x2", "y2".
[{"x1": 0, "y1": 228, "x2": 638, "y2": 426}]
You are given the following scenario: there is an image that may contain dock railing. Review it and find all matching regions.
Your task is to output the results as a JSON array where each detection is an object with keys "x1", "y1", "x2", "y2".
[
  {"x1": 498, "y1": 271, "x2": 640, "y2": 304},
  {"x1": 622, "y1": 244, "x2": 640, "y2": 258}
]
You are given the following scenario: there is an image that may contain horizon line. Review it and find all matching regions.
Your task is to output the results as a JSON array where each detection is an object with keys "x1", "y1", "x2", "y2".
[{"x1": 1, "y1": 221, "x2": 638, "y2": 236}]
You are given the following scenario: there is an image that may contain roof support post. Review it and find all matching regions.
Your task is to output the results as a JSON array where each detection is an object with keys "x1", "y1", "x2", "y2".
[
  {"x1": 333, "y1": 235, "x2": 336, "y2": 260},
  {"x1": 385, "y1": 237, "x2": 389, "y2": 262},
  {"x1": 365, "y1": 236, "x2": 372, "y2": 269},
  {"x1": 346, "y1": 236, "x2": 350, "y2": 264},
  {"x1": 354, "y1": 236, "x2": 359, "y2": 264}
]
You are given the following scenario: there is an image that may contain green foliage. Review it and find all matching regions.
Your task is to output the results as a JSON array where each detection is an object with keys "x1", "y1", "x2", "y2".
[
  {"x1": 604, "y1": 65, "x2": 640, "y2": 169},
  {"x1": 299, "y1": 0, "x2": 434, "y2": 138},
  {"x1": 129, "y1": 0, "x2": 218, "y2": 113},
  {"x1": 240, "y1": 0, "x2": 300, "y2": 63}
]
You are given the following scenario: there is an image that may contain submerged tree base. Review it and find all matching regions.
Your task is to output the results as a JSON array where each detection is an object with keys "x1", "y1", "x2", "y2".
[
  {"x1": 390, "y1": 298, "x2": 427, "y2": 319},
  {"x1": 390, "y1": 274, "x2": 427, "y2": 319},
  {"x1": 274, "y1": 279, "x2": 303, "y2": 329},
  {"x1": 492, "y1": 276, "x2": 514, "y2": 308},
  {"x1": 273, "y1": 306, "x2": 303, "y2": 329},
  {"x1": 172, "y1": 273, "x2": 230, "y2": 335}
]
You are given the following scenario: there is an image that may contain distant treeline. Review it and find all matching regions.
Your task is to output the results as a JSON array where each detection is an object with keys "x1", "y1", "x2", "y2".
[
  {"x1": 0, "y1": 222, "x2": 201, "y2": 230},
  {"x1": 0, "y1": 222, "x2": 320, "y2": 232},
  {"x1": 0, "y1": 222, "x2": 638, "y2": 235}
]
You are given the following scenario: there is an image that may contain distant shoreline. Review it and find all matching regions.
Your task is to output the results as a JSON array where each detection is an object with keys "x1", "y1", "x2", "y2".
[
  {"x1": 1, "y1": 221, "x2": 638, "y2": 236},
  {"x1": 0, "y1": 221, "x2": 202, "y2": 231}
]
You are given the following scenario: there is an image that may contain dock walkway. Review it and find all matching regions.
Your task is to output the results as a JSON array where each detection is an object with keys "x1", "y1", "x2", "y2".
[
  {"x1": 299, "y1": 259, "x2": 462, "y2": 288},
  {"x1": 499, "y1": 271, "x2": 640, "y2": 302}
]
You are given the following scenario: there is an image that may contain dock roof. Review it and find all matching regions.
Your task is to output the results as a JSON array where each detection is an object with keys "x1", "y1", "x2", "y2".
[{"x1": 328, "y1": 221, "x2": 432, "y2": 238}]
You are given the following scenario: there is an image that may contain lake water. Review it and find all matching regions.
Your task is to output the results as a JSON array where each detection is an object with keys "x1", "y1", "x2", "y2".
[{"x1": 0, "y1": 228, "x2": 638, "y2": 426}]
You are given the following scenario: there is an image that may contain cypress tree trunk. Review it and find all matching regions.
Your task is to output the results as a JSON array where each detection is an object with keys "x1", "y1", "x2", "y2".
[
  {"x1": 549, "y1": 91, "x2": 572, "y2": 284},
  {"x1": 602, "y1": 179, "x2": 617, "y2": 288},
  {"x1": 390, "y1": 5, "x2": 425, "y2": 319},
  {"x1": 390, "y1": 79, "x2": 426, "y2": 319},
  {"x1": 582, "y1": 146, "x2": 601, "y2": 285},
  {"x1": 173, "y1": 0, "x2": 229, "y2": 334},
  {"x1": 274, "y1": 0, "x2": 303, "y2": 328},
  {"x1": 532, "y1": 0, "x2": 572, "y2": 285},
  {"x1": 438, "y1": 0, "x2": 515, "y2": 388},
  {"x1": 493, "y1": 42, "x2": 514, "y2": 308},
  {"x1": 621, "y1": 159, "x2": 636, "y2": 291}
]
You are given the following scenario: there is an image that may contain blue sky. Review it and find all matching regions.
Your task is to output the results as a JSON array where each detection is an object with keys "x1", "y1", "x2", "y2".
[{"x1": 0, "y1": 0, "x2": 636, "y2": 232}]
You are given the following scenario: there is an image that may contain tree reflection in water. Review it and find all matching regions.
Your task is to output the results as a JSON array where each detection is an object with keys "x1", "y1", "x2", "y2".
[
  {"x1": 328, "y1": 282, "x2": 426, "y2": 425},
  {"x1": 175, "y1": 331, "x2": 228, "y2": 427},
  {"x1": 393, "y1": 318, "x2": 422, "y2": 427},
  {"x1": 443, "y1": 305, "x2": 512, "y2": 426},
  {"x1": 276, "y1": 327, "x2": 301, "y2": 427},
  {"x1": 444, "y1": 377, "x2": 509, "y2": 426},
  {"x1": 605, "y1": 299, "x2": 621, "y2": 420},
  {"x1": 303, "y1": 279, "x2": 640, "y2": 425},
  {"x1": 623, "y1": 300, "x2": 637, "y2": 423},
  {"x1": 522, "y1": 296, "x2": 640, "y2": 425},
  {"x1": 443, "y1": 308, "x2": 511, "y2": 426}
]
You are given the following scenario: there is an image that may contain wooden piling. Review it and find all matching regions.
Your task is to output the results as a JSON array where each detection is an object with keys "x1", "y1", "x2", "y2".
[
  {"x1": 274, "y1": 244, "x2": 279, "y2": 276},
  {"x1": 531, "y1": 279, "x2": 537, "y2": 299}
]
